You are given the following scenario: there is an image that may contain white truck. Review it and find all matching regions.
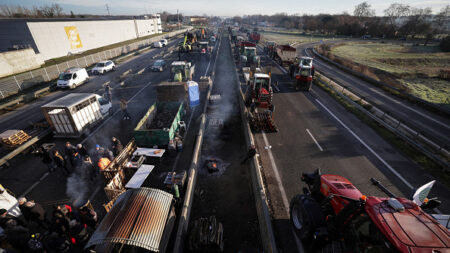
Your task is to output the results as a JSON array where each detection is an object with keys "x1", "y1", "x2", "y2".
[{"x1": 41, "y1": 93, "x2": 112, "y2": 138}]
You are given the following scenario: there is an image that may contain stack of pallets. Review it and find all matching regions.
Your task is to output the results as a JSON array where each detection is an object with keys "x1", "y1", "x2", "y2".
[
  {"x1": 249, "y1": 112, "x2": 278, "y2": 133},
  {"x1": 0, "y1": 130, "x2": 31, "y2": 148}
]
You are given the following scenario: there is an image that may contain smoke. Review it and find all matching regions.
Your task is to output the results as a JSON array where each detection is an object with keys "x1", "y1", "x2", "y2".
[
  {"x1": 201, "y1": 35, "x2": 239, "y2": 167},
  {"x1": 66, "y1": 164, "x2": 90, "y2": 207}
]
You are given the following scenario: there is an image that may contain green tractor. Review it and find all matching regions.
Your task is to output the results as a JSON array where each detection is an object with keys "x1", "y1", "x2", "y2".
[
  {"x1": 170, "y1": 61, "x2": 195, "y2": 82},
  {"x1": 239, "y1": 42, "x2": 260, "y2": 67}
]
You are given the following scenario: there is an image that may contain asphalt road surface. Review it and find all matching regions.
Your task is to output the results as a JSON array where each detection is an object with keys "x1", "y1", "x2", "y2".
[
  {"x1": 303, "y1": 46, "x2": 450, "y2": 149},
  {"x1": 238, "y1": 41, "x2": 450, "y2": 252}
]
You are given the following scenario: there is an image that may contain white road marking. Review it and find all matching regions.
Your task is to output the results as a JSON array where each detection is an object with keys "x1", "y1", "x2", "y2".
[
  {"x1": 306, "y1": 49, "x2": 450, "y2": 130},
  {"x1": 306, "y1": 128, "x2": 324, "y2": 151},
  {"x1": 261, "y1": 132, "x2": 290, "y2": 210},
  {"x1": 314, "y1": 98, "x2": 414, "y2": 189}
]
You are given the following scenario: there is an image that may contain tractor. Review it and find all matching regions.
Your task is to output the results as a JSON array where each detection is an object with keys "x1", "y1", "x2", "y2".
[
  {"x1": 289, "y1": 56, "x2": 314, "y2": 91},
  {"x1": 169, "y1": 61, "x2": 195, "y2": 82},
  {"x1": 238, "y1": 42, "x2": 260, "y2": 67},
  {"x1": 198, "y1": 41, "x2": 211, "y2": 57},
  {"x1": 290, "y1": 169, "x2": 449, "y2": 252}
]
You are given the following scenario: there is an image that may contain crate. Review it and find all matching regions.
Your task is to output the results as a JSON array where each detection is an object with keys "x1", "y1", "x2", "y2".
[
  {"x1": 164, "y1": 171, "x2": 187, "y2": 189},
  {"x1": 0, "y1": 130, "x2": 31, "y2": 147}
]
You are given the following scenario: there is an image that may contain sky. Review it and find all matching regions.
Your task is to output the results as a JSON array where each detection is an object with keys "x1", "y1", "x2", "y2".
[{"x1": 1, "y1": 0, "x2": 448, "y2": 16}]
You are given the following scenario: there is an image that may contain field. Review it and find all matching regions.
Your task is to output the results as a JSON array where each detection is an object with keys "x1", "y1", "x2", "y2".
[
  {"x1": 331, "y1": 42, "x2": 450, "y2": 105},
  {"x1": 259, "y1": 31, "x2": 337, "y2": 45}
]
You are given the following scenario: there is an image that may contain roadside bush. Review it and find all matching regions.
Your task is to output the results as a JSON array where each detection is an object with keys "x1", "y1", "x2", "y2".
[{"x1": 439, "y1": 36, "x2": 450, "y2": 52}]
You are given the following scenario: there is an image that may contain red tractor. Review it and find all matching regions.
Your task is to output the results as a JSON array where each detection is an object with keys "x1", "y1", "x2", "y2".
[
  {"x1": 249, "y1": 31, "x2": 261, "y2": 43},
  {"x1": 290, "y1": 170, "x2": 450, "y2": 252}
]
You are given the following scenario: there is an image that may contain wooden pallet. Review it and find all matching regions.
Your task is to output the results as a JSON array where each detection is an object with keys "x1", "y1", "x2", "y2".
[
  {"x1": 0, "y1": 130, "x2": 31, "y2": 147},
  {"x1": 250, "y1": 112, "x2": 278, "y2": 133}
]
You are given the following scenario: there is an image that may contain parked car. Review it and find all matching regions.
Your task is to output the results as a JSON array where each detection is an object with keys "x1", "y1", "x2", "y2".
[
  {"x1": 160, "y1": 39, "x2": 168, "y2": 47},
  {"x1": 92, "y1": 60, "x2": 115, "y2": 75},
  {"x1": 151, "y1": 60, "x2": 167, "y2": 72},
  {"x1": 153, "y1": 41, "x2": 163, "y2": 48},
  {"x1": 57, "y1": 68, "x2": 89, "y2": 89}
]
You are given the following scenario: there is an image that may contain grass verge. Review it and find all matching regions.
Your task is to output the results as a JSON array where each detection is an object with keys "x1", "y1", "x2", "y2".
[{"x1": 313, "y1": 78, "x2": 450, "y2": 188}]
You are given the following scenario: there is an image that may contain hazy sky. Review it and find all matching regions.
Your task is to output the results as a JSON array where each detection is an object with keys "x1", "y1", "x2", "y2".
[{"x1": 1, "y1": 0, "x2": 448, "y2": 16}]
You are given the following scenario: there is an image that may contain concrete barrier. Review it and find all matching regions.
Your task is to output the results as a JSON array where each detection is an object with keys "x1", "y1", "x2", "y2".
[
  {"x1": 137, "y1": 68, "x2": 146, "y2": 75},
  {"x1": 230, "y1": 37, "x2": 278, "y2": 253}
]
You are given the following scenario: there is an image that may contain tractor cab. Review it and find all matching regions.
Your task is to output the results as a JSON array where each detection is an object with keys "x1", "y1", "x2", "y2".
[
  {"x1": 291, "y1": 170, "x2": 450, "y2": 253},
  {"x1": 290, "y1": 56, "x2": 314, "y2": 91},
  {"x1": 248, "y1": 72, "x2": 272, "y2": 108},
  {"x1": 199, "y1": 41, "x2": 209, "y2": 54},
  {"x1": 244, "y1": 47, "x2": 257, "y2": 58},
  {"x1": 170, "y1": 61, "x2": 194, "y2": 82}
]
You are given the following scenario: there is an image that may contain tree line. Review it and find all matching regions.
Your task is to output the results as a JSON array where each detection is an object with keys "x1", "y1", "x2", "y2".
[{"x1": 234, "y1": 2, "x2": 449, "y2": 41}]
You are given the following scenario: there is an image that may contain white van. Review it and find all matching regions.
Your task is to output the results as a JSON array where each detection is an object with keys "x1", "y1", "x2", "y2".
[
  {"x1": 160, "y1": 39, "x2": 168, "y2": 46},
  {"x1": 154, "y1": 41, "x2": 163, "y2": 48},
  {"x1": 57, "y1": 68, "x2": 89, "y2": 89}
]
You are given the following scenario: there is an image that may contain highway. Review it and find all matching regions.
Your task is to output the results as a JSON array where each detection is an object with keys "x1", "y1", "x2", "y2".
[
  {"x1": 303, "y1": 46, "x2": 450, "y2": 149},
  {"x1": 241, "y1": 41, "x2": 450, "y2": 252},
  {"x1": 0, "y1": 35, "x2": 214, "y2": 213}
]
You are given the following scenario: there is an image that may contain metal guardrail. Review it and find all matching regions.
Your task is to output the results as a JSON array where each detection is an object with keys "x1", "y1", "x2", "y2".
[
  {"x1": 309, "y1": 49, "x2": 449, "y2": 158},
  {"x1": 315, "y1": 72, "x2": 449, "y2": 171},
  {"x1": 311, "y1": 48, "x2": 450, "y2": 116},
  {"x1": 0, "y1": 28, "x2": 192, "y2": 100}
]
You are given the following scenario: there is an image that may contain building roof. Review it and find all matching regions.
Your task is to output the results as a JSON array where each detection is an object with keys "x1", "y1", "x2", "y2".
[
  {"x1": 41, "y1": 93, "x2": 97, "y2": 109},
  {"x1": 85, "y1": 187, "x2": 174, "y2": 252}
]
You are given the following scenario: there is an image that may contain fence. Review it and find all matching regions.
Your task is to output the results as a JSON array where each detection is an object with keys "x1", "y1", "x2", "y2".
[{"x1": 0, "y1": 28, "x2": 191, "y2": 100}]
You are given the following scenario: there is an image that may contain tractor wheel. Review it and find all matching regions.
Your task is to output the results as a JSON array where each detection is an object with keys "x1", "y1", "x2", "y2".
[
  {"x1": 290, "y1": 194, "x2": 324, "y2": 241},
  {"x1": 305, "y1": 81, "x2": 312, "y2": 91}
]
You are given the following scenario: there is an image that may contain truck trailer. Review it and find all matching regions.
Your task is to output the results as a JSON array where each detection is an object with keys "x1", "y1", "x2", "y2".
[{"x1": 41, "y1": 93, "x2": 112, "y2": 138}]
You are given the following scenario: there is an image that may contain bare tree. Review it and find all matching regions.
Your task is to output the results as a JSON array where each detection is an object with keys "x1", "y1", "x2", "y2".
[
  {"x1": 384, "y1": 3, "x2": 410, "y2": 35},
  {"x1": 354, "y1": 2, "x2": 375, "y2": 18},
  {"x1": 435, "y1": 5, "x2": 450, "y2": 32},
  {"x1": 0, "y1": 4, "x2": 14, "y2": 17}
]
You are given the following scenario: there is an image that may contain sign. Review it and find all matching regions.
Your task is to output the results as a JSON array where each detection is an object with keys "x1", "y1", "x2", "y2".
[{"x1": 64, "y1": 26, "x2": 83, "y2": 49}]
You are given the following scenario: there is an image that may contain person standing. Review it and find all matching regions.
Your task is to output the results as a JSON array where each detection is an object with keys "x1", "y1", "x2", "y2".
[
  {"x1": 77, "y1": 144, "x2": 89, "y2": 159},
  {"x1": 24, "y1": 200, "x2": 48, "y2": 230},
  {"x1": 38, "y1": 146, "x2": 54, "y2": 172},
  {"x1": 120, "y1": 99, "x2": 130, "y2": 120},
  {"x1": 104, "y1": 83, "x2": 112, "y2": 102},
  {"x1": 64, "y1": 142, "x2": 77, "y2": 167},
  {"x1": 241, "y1": 145, "x2": 257, "y2": 164},
  {"x1": 53, "y1": 150, "x2": 70, "y2": 176},
  {"x1": 111, "y1": 137, "x2": 123, "y2": 156}
]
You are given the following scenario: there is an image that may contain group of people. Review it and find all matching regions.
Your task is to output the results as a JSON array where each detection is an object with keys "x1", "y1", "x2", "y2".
[
  {"x1": 0, "y1": 198, "x2": 97, "y2": 252},
  {"x1": 37, "y1": 137, "x2": 124, "y2": 178}
]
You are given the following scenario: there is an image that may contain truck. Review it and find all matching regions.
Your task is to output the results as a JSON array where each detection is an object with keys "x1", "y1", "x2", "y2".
[
  {"x1": 249, "y1": 31, "x2": 261, "y2": 43},
  {"x1": 134, "y1": 83, "x2": 187, "y2": 148},
  {"x1": 263, "y1": 41, "x2": 277, "y2": 55},
  {"x1": 290, "y1": 170, "x2": 450, "y2": 252},
  {"x1": 289, "y1": 56, "x2": 314, "y2": 91},
  {"x1": 41, "y1": 93, "x2": 112, "y2": 138},
  {"x1": 169, "y1": 61, "x2": 195, "y2": 82},
  {"x1": 272, "y1": 44, "x2": 297, "y2": 66}
]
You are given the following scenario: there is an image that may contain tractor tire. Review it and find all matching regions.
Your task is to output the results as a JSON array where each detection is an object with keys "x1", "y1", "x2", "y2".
[
  {"x1": 290, "y1": 194, "x2": 324, "y2": 240},
  {"x1": 305, "y1": 81, "x2": 312, "y2": 91}
]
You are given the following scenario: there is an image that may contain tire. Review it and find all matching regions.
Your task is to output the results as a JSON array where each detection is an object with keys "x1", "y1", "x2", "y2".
[
  {"x1": 108, "y1": 108, "x2": 113, "y2": 116},
  {"x1": 85, "y1": 77, "x2": 90, "y2": 84},
  {"x1": 290, "y1": 194, "x2": 324, "y2": 240},
  {"x1": 112, "y1": 66, "x2": 116, "y2": 71}
]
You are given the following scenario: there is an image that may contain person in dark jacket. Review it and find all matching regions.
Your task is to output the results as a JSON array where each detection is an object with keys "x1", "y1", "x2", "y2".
[
  {"x1": 38, "y1": 146, "x2": 54, "y2": 172},
  {"x1": 53, "y1": 150, "x2": 70, "y2": 176},
  {"x1": 111, "y1": 137, "x2": 123, "y2": 156},
  {"x1": 76, "y1": 144, "x2": 89, "y2": 159},
  {"x1": 64, "y1": 142, "x2": 77, "y2": 167},
  {"x1": 24, "y1": 200, "x2": 48, "y2": 229},
  {"x1": 0, "y1": 209, "x2": 25, "y2": 230}
]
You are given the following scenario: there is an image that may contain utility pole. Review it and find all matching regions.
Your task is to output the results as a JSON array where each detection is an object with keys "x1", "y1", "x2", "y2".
[
  {"x1": 177, "y1": 9, "x2": 180, "y2": 30},
  {"x1": 105, "y1": 4, "x2": 110, "y2": 16}
]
